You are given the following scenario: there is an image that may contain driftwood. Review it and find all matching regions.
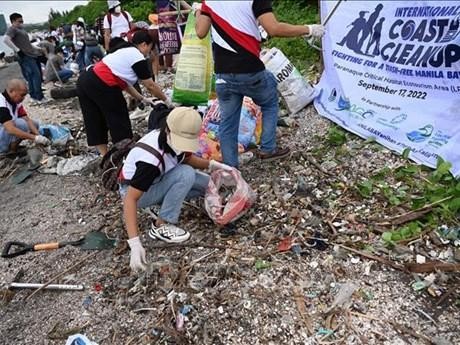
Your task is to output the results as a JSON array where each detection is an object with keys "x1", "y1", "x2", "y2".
[
  {"x1": 405, "y1": 261, "x2": 460, "y2": 273},
  {"x1": 375, "y1": 196, "x2": 453, "y2": 226}
]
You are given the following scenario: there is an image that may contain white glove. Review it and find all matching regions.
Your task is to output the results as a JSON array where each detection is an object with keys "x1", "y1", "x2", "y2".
[
  {"x1": 192, "y1": 2, "x2": 202, "y2": 15},
  {"x1": 127, "y1": 237, "x2": 147, "y2": 272},
  {"x1": 164, "y1": 98, "x2": 173, "y2": 108},
  {"x1": 209, "y1": 159, "x2": 233, "y2": 172},
  {"x1": 34, "y1": 135, "x2": 51, "y2": 145},
  {"x1": 305, "y1": 24, "x2": 325, "y2": 38},
  {"x1": 141, "y1": 97, "x2": 156, "y2": 107}
]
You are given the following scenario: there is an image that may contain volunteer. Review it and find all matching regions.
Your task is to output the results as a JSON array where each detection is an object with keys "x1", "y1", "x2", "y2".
[
  {"x1": 76, "y1": 30, "x2": 168, "y2": 156},
  {"x1": 103, "y1": 0, "x2": 134, "y2": 52},
  {"x1": 0, "y1": 79, "x2": 50, "y2": 154},
  {"x1": 121, "y1": 107, "x2": 232, "y2": 272},
  {"x1": 195, "y1": 1, "x2": 325, "y2": 167}
]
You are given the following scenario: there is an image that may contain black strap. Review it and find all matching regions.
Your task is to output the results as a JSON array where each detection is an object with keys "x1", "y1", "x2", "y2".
[
  {"x1": 118, "y1": 142, "x2": 166, "y2": 185},
  {"x1": 135, "y1": 142, "x2": 166, "y2": 172}
]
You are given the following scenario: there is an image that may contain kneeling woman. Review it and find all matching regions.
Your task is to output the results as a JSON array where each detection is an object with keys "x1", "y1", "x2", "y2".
[
  {"x1": 120, "y1": 107, "x2": 231, "y2": 272},
  {"x1": 77, "y1": 31, "x2": 167, "y2": 155}
]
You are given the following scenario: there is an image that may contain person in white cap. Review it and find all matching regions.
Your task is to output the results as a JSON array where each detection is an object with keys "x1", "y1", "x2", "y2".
[
  {"x1": 120, "y1": 107, "x2": 232, "y2": 272},
  {"x1": 103, "y1": 0, "x2": 134, "y2": 52}
]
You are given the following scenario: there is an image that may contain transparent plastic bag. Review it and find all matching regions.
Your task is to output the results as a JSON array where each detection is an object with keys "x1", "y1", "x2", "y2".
[{"x1": 205, "y1": 169, "x2": 257, "y2": 226}]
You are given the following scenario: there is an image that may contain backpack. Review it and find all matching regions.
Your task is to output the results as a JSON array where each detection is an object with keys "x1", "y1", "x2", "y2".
[
  {"x1": 107, "y1": 11, "x2": 130, "y2": 36},
  {"x1": 100, "y1": 138, "x2": 165, "y2": 191}
]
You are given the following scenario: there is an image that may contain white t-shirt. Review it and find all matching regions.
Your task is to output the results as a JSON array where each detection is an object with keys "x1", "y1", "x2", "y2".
[
  {"x1": 122, "y1": 130, "x2": 181, "y2": 181},
  {"x1": 102, "y1": 47, "x2": 146, "y2": 85},
  {"x1": 103, "y1": 11, "x2": 133, "y2": 38}
]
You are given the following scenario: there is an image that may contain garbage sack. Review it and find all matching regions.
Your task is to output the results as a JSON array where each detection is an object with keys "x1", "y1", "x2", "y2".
[
  {"x1": 205, "y1": 169, "x2": 257, "y2": 226},
  {"x1": 39, "y1": 124, "x2": 73, "y2": 146},
  {"x1": 172, "y1": 12, "x2": 213, "y2": 105},
  {"x1": 56, "y1": 154, "x2": 99, "y2": 176},
  {"x1": 198, "y1": 97, "x2": 262, "y2": 161},
  {"x1": 65, "y1": 334, "x2": 98, "y2": 345},
  {"x1": 260, "y1": 47, "x2": 317, "y2": 114}
]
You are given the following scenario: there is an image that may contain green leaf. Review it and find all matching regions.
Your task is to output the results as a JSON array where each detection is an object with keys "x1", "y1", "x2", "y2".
[
  {"x1": 448, "y1": 197, "x2": 460, "y2": 213},
  {"x1": 382, "y1": 232, "x2": 393, "y2": 242},
  {"x1": 326, "y1": 126, "x2": 347, "y2": 146},
  {"x1": 402, "y1": 148, "x2": 411, "y2": 160},
  {"x1": 389, "y1": 195, "x2": 401, "y2": 205},
  {"x1": 357, "y1": 180, "x2": 374, "y2": 198}
]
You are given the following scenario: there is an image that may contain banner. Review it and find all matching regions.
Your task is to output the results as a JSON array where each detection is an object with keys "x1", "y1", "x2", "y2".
[
  {"x1": 315, "y1": 1, "x2": 460, "y2": 176},
  {"x1": 157, "y1": 0, "x2": 181, "y2": 55}
]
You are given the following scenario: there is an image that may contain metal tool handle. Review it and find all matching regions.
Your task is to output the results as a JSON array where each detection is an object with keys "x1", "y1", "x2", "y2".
[
  {"x1": 1, "y1": 241, "x2": 33, "y2": 258},
  {"x1": 9, "y1": 283, "x2": 85, "y2": 290}
]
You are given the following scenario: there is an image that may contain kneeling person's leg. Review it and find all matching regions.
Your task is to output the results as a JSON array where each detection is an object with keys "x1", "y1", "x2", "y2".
[{"x1": 138, "y1": 164, "x2": 197, "y2": 224}]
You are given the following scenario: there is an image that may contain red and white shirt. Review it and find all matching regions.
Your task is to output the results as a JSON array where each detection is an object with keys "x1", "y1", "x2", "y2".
[
  {"x1": 201, "y1": 0, "x2": 273, "y2": 73},
  {"x1": 0, "y1": 91, "x2": 27, "y2": 125},
  {"x1": 93, "y1": 46, "x2": 151, "y2": 89}
]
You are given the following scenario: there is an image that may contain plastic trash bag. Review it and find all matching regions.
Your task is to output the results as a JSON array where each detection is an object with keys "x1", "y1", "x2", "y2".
[
  {"x1": 56, "y1": 154, "x2": 99, "y2": 176},
  {"x1": 198, "y1": 97, "x2": 262, "y2": 161},
  {"x1": 39, "y1": 124, "x2": 73, "y2": 146},
  {"x1": 172, "y1": 12, "x2": 213, "y2": 105},
  {"x1": 260, "y1": 47, "x2": 317, "y2": 114},
  {"x1": 205, "y1": 169, "x2": 257, "y2": 226},
  {"x1": 65, "y1": 334, "x2": 98, "y2": 345}
]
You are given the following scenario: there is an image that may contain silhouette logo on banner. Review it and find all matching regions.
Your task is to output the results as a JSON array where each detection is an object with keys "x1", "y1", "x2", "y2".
[{"x1": 337, "y1": 4, "x2": 385, "y2": 57}]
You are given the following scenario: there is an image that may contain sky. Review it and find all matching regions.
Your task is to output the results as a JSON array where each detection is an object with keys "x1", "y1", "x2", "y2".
[{"x1": 0, "y1": 1, "x2": 88, "y2": 24}]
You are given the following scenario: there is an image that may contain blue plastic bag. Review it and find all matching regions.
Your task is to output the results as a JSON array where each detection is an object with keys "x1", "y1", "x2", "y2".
[{"x1": 39, "y1": 124, "x2": 72, "y2": 146}]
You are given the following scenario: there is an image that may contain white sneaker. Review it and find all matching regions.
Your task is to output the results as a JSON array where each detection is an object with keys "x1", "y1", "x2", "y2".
[
  {"x1": 149, "y1": 223, "x2": 190, "y2": 243},
  {"x1": 141, "y1": 205, "x2": 160, "y2": 220}
]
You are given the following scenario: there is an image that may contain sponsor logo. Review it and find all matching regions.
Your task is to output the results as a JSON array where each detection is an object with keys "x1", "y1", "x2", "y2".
[
  {"x1": 406, "y1": 124, "x2": 434, "y2": 142},
  {"x1": 328, "y1": 88, "x2": 338, "y2": 102},
  {"x1": 377, "y1": 113, "x2": 408, "y2": 130},
  {"x1": 335, "y1": 95, "x2": 376, "y2": 119}
]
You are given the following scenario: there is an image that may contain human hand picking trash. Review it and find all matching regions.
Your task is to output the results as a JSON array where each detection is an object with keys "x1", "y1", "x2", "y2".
[{"x1": 120, "y1": 107, "x2": 236, "y2": 272}]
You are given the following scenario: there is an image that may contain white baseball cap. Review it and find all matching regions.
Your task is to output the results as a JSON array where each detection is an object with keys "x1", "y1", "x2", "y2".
[
  {"x1": 166, "y1": 107, "x2": 202, "y2": 152},
  {"x1": 107, "y1": 0, "x2": 121, "y2": 10}
]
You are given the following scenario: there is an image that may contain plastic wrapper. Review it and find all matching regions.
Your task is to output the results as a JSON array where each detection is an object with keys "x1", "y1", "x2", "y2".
[
  {"x1": 205, "y1": 169, "x2": 257, "y2": 226},
  {"x1": 197, "y1": 97, "x2": 262, "y2": 161},
  {"x1": 39, "y1": 124, "x2": 73, "y2": 146}
]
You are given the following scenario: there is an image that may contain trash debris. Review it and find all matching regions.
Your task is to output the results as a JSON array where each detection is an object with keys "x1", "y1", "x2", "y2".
[
  {"x1": 39, "y1": 124, "x2": 73, "y2": 146},
  {"x1": 277, "y1": 237, "x2": 293, "y2": 252},
  {"x1": 176, "y1": 305, "x2": 193, "y2": 331},
  {"x1": 65, "y1": 334, "x2": 98, "y2": 345},
  {"x1": 255, "y1": 259, "x2": 271, "y2": 270},
  {"x1": 316, "y1": 328, "x2": 334, "y2": 337},
  {"x1": 205, "y1": 169, "x2": 257, "y2": 226},
  {"x1": 82, "y1": 296, "x2": 92, "y2": 308},
  {"x1": 197, "y1": 97, "x2": 262, "y2": 161},
  {"x1": 327, "y1": 282, "x2": 358, "y2": 312},
  {"x1": 56, "y1": 154, "x2": 99, "y2": 176}
]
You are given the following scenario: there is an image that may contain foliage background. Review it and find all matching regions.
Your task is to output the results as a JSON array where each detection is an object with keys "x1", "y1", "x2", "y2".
[{"x1": 48, "y1": 0, "x2": 320, "y2": 67}]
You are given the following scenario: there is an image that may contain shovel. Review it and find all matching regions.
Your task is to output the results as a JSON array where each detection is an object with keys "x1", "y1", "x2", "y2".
[{"x1": 1, "y1": 232, "x2": 116, "y2": 258}]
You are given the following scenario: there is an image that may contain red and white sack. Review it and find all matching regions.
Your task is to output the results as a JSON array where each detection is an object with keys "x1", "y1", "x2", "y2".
[{"x1": 205, "y1": 169, "x2": 257, "y2": 226}]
